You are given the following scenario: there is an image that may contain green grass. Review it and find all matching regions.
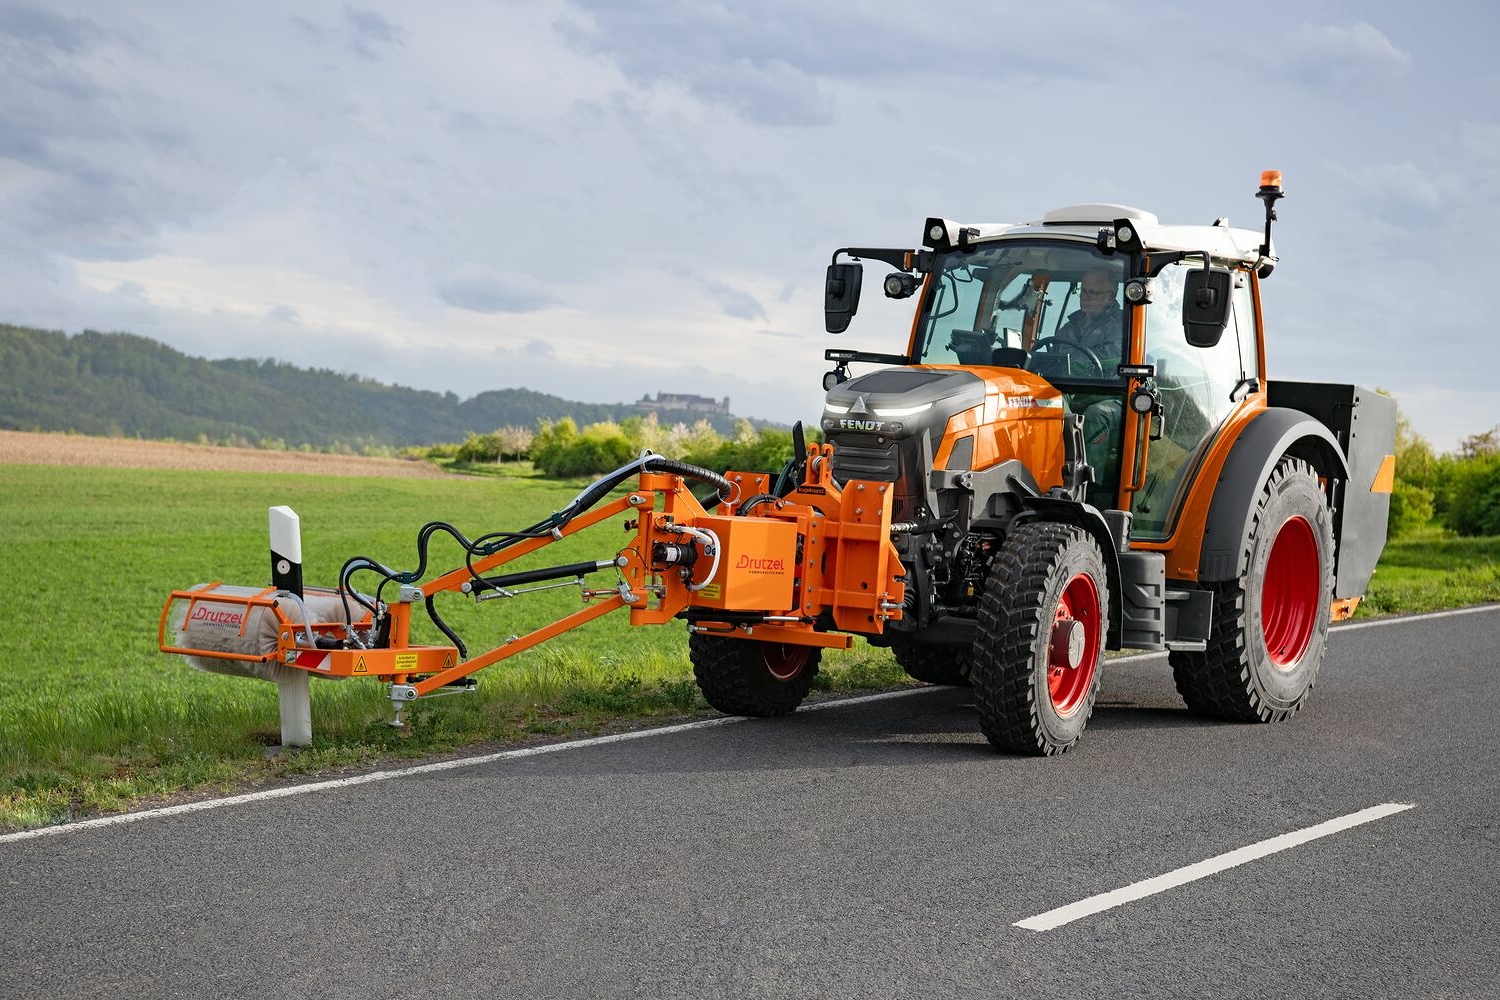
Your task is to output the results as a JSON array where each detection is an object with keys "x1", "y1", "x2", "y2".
[
  {"x1": 0, "y1": 464, "x2": 907, "y2": 830},
  {"x1": 2, "y1": 464, "x2": 1495, "y2": 831},
  {"x1": 1357, "y1": 524, "x2": 1500, "y2": 616}
]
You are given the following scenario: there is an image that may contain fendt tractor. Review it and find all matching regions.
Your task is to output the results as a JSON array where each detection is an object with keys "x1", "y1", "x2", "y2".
[{"x1": 162, "y1": 172, "x2": 1396, "y2": 755}]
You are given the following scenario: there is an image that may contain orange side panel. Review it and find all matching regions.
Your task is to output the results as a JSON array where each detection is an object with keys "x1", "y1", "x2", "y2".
[
  {"x1": 690, "y1": 515, "x2": 798, "y2": 612},
  {"x1": 1132, "y1": 394, "x2": 1267, "y2": 582}
]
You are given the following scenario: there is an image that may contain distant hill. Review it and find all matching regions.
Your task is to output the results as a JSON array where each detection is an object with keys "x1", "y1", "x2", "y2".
[{"x1": 0, "y1": 325, "x2": 762, "y2": 448}]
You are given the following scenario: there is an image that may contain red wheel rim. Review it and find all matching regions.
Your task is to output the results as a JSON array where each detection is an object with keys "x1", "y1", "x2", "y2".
[
  {"x1": 762, "y1": 644, "x2": 808, "y2": 682},
  {"x1": 1048, "y1": 573, "x2": 1100, "y2": 716},
  {"x1": 1261, "y1": 515, "x2": 1320, "y2": 669}
]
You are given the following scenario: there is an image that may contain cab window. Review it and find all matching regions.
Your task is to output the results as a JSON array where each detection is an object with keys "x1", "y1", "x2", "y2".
[{"x1": 1132, "y1": 260, "x2": 1256, "y2": 538}]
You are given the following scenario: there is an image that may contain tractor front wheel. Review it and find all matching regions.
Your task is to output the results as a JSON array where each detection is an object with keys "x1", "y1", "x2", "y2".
[
  {"x1": 1171, "y1": 457, "x2": 1335, "y2": 721},
  {"x1": 689, "y1": 633, "x2": 819, "y2": 717},
  {"x1": 970, "y1": 522, "x2": 1109, "y2": 755}
]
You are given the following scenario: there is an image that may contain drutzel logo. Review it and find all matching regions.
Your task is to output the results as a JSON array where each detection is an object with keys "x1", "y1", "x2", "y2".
[
  {"x1": 189, "y1": 604, "x2": 245, "y2": 628},
  {"x1": 735, "y1": 554, "x2": 786, "y2": 574}
]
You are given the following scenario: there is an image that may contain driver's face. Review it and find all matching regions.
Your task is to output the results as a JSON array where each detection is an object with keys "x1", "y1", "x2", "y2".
[{"x1": 1079, "y1": 274, "x2": 1117, "y2": 315}]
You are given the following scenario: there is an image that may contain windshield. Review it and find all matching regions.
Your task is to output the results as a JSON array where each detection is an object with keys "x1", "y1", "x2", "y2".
[{"x1": 912, "y1": 240, "x2": 1128, "y2": 383}]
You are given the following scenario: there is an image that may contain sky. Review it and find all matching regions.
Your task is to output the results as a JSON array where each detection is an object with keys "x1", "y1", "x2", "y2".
[{"x1": 2, "y1": 1, "x2": 1496, "y2": 452}]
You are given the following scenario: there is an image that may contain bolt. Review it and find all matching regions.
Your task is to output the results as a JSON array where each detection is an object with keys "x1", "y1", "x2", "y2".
[
  {"x1": 629, "y1": 495, "x2": 645, "y2": 506},
  {"x1": 857, "y1": 483, "x2": 865, "y2": 492}
]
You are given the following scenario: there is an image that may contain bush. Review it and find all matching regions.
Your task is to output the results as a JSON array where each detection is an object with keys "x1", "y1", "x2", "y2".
[
  {"x1": 1387, "y1": 480, "x2": 1434, "y2": 539},
  {"x1": 454, "y1": 432, "x2": 502, "y2": 463},
  {"x1": 1438, "y1": 453, "x2": 1500, "y2": 537},
  {"x1": 531, "y1": 418, "x2": 636, "y2": 476}
]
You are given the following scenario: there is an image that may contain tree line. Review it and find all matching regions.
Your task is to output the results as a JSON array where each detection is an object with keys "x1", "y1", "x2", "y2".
[
  {"x1": 0, "y1": 324, "x2": 757, "y2": 448},
  {"x1": 437, "y1": 413, "x2": 804, "y2": 478},
  {"x1": 1388, "y1": 419, "x2": 1500, "y2": 538}
]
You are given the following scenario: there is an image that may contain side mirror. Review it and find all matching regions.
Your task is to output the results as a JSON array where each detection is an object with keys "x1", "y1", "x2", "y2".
[
  {"x1": 1183, "y1": 266, "x2": 1233, "y2": 348},
  {"x1": 825, "y1": 262, "x2": 863, "y2": 334}
]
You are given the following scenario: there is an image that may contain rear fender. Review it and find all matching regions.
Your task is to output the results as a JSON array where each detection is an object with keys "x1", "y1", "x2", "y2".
[{"x1": 1198, "y1": 407, "x2": 1348, "y2": 583}]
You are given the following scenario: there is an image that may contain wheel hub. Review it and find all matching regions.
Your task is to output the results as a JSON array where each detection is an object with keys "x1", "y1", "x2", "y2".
[{"x1": 1049, "y1": 618, "x2": 1086, "y2": 670}]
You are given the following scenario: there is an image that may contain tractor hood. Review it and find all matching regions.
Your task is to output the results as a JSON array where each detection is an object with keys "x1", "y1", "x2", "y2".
[{"x1": 821, "y1": 367, "x2": 985, "y2": 439}]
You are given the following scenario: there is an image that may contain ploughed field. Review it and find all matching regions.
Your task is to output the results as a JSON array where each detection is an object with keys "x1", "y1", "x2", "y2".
[{"x1": 0, "y1": 429, "x2": 447, "y2": 478}]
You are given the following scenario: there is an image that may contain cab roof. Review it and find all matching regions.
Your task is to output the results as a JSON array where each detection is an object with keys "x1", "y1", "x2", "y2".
[{"x1": 957, "y1": 203, "x2": 1270, "y2": 266}]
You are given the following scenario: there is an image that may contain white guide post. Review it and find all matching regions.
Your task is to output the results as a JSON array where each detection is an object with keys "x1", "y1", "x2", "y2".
[{"x1": 269, "y1": 505, "x2": 313, "y2": 749}]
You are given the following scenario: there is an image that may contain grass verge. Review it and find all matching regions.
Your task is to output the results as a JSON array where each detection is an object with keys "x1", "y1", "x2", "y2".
[{"x1": 0, "y1": 464, "x2": 911, "y2": 831}]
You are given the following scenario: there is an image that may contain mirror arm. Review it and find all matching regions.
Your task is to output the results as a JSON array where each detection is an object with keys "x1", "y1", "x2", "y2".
[{"x1": 833, "y1": 247, "x2": 921, "y2": 272}]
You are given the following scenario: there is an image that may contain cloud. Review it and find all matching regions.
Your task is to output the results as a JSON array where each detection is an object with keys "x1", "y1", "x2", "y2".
[
  {"x1": 706, "y1": 280, "x2": 768, "y2": 322},
  {"x1": 265, "y1": 304, "x2": 300, "y2": 324},
  {"x1": 437, "y1": 275, "x2": 556, "y2": 314},
  {"x1": 0, "y1": 3, "x2": 98, "y2": 53},
  {"x1": 1283, "y1": 22, "x2": 1412, "y2": 85},
  {"x1": 343, "y1": 6, "x2": 403, "y2": 61}
]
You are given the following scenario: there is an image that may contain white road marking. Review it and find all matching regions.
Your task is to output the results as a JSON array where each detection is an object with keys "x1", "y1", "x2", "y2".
[
  {"x1": 0, "y1": 688, "x2": 939, "y2": 845},
  {"x1": 1332, "y1": 603, "x2": 1499, "y2": 632},
  {"x1": 1013, "y1": 802, "x2": 1416, "y2": 932}
]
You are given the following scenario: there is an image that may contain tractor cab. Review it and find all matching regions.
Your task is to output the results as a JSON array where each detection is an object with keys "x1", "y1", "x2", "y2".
[{"x1": 822, "y1": 202, "x2": 1268, "y2": 541}]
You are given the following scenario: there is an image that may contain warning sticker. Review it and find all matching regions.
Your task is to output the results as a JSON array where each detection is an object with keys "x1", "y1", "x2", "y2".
[
  {"x1": 395, "y1": 653, "x2": 418, "y2": 671},
  {"x1": 442, "y1": 653, "x2": 455, "y2": 670},
  {"x1": 698, "y1": 583, "x2": 722, "y2": 600},
  {"x1": 353, "y1": 656, "x2": 368, "y2": 673}
]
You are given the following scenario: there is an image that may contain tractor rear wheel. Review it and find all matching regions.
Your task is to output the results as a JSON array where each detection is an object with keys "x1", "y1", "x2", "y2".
[
  {"x1": 970, "y1": 522, "x2": 1109, "y2": 755},
  {"x1": 1171, "y1": 457, "x2": 1335, "y2": 722},
  {"x1": 688, "y1": 633, "x2": 819, "y2": 717},
  {"x1": 891, "y1": 639, "x2": 971, "y2": 686}
]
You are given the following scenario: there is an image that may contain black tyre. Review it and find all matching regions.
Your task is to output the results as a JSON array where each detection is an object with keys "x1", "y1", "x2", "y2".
[
  {"x1": 891, "y1": 638, "x2": 971, "y2": 686},
  {"x1": 688, "y1": 633, "x2": 819, "y2": 717},
  {"x1": 970, "y1": 522, "x2": 1109, "y2": 755},
  {"x1": 1171, "y1": 457, "x2": 1335, "y2": 722}
]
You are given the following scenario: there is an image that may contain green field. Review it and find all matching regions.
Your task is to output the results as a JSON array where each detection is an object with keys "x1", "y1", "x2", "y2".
[{"x1": 1, "y1": 463, "x2": 1495, "y2": 831}]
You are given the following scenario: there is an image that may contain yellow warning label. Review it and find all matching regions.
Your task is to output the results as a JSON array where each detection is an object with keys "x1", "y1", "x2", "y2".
[
  {"x1": 698, "y1": 583, "x2": 722, "y2": 601},
  {"x1": 395, "y1": 653, "x2": 418, "y2": 671},
  {"x1": 442, "y1": 652, "x2": 455, "y2": 670},
  {"x1": 353, "y1": 656, "x2": 368, "y2": 673}
]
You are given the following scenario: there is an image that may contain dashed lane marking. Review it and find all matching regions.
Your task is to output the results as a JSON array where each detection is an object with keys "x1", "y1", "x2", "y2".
[{"x1": 1013, "y1": 802, "x2": 1417, "y2": 932}]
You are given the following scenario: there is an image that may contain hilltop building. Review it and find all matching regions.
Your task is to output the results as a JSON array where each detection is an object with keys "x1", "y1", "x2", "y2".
[{"x1": 636, "y1": 392, "x2": 730, "y2": 415}]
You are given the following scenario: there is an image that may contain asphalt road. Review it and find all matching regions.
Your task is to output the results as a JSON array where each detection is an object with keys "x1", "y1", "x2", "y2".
[{"x1": 3, "y1": 608, "x2": 1497, "y2": 1000}]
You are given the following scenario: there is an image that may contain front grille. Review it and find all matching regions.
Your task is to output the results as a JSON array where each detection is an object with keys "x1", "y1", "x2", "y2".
[{"x1": 831, "y1": 439, "x2": 899, "y2": 483}]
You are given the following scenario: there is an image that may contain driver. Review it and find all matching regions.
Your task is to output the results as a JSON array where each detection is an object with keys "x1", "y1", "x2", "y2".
[
  {"x1": 1058, "y1": 269, "x2": 1124, "y2": 367},
  {"x1": 1058, "y1": 268, "x2": 1125, "y2": 503}
]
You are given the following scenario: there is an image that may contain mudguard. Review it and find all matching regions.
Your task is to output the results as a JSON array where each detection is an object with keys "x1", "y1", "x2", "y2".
[
  {"x1": 1198, "y1": 406, "x2": 1348, "y2": 583},
  {"x1": 1012, "y1": 489, "x2": 1125, "y2": 649}
]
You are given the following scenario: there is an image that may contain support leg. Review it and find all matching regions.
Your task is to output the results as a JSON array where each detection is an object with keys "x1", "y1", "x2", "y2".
[{"x1": 277, "y1": 672, "x2": 313, "y2": 748}]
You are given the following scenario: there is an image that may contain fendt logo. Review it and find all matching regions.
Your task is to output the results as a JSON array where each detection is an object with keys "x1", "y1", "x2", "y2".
[
  {"x1": 188, "y1": 604, "x2": 245, "y2": 628},
  {"x1": 735, "y1": 554, "x2": 787, "y2": 574},
  {"x1": 839, "y1": 418, "x2": 885, "y2": 432}
]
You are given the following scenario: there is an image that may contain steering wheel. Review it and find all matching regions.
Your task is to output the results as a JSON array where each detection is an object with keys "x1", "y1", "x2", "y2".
[{"x1": 1031, "y1": 337, "x2": 1106, "y2": 377}]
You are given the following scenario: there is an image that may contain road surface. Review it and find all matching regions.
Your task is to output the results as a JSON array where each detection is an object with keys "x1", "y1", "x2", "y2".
[{"x1": 2, "y1": 607, "x2": 1497, "y2": 999}]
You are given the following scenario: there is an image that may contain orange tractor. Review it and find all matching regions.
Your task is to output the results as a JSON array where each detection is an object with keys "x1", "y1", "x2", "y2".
[{"x1": 162, "y1": 172, "x2": 1395, "y2": 755}]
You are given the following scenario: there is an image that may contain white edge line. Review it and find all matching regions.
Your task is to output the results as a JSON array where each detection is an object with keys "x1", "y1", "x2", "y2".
[
  {"x1": 1013, "y1": 802, "x2": 1416, "y2": 932},
  {"x1": 1332, "y1": 603, "x2": 1500, "y2": 632},
  {"x1": 0, "y1": 687, "x2": 941, "y2": 845},
  {"x1": 7, "y1": 605, "x2": 1489, "y2": 845}
]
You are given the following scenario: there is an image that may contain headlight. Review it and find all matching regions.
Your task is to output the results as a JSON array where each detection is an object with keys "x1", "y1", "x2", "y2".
[{"x1": 873, "y1": 402, "x2": 932, "y2": 418}]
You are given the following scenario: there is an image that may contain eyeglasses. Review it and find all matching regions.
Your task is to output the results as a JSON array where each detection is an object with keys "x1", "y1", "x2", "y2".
[{"x1": 1080, "y1": 287, "x2": 1115, "y2": 298}]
